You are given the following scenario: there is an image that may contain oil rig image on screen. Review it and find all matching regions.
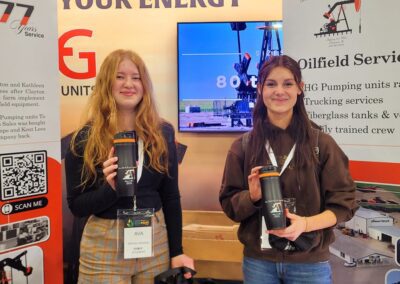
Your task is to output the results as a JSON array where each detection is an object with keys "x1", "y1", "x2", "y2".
[{"x1": 180, "y1": 21, "x2": 282, "y2": 132}]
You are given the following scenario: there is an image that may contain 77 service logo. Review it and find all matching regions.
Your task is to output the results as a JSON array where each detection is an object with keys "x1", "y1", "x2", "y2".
[{"x1": 0, "y1": 1, "x2": 34, "y2": 26}]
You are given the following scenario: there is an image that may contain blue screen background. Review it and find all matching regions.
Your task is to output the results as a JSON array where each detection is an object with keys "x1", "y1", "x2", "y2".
[{"x1": 178, "y1": 21, "x2": 283, "y2": 101}]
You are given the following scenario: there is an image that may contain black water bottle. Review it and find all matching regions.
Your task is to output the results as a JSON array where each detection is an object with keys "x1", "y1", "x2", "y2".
[
  {"x1": 113, "y1": 131, "x2": 138, "y2": 197},
  {"x1": 259, "y1": 165, "x2": 286, "y2": 230}
]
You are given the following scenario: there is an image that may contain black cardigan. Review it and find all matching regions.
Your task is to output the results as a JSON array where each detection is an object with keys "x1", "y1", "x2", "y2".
[{"x1": 64, "y1": 122, "x2": 183, "y2": 282}]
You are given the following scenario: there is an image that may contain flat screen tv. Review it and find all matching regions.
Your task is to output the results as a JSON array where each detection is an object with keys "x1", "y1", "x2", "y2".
[{"x1": 177, "y1": 21, "x2": 283, "y2": 132}]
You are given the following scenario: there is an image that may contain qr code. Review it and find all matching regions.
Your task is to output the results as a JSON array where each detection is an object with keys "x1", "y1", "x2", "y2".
[{"x1": 0, "y1": 151, "x2": 47, "y2": 201}]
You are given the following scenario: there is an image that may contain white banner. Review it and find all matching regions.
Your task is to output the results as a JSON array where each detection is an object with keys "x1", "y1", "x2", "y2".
[
  {"x1": 0, "y1": 0, "x2": 60, "y2": 159},
  {"x1": 283, "y1": 0, "x2": 400, "y2": 163},
  {"x1": 0, "y1": 1, "x2": 62, "y2": 283},
  {"x1": 283, "y1": 2, "x2": 400, "y2": 283}
]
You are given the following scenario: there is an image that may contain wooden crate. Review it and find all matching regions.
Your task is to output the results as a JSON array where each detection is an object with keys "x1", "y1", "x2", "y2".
[
  {"x1": 182, "y1": 210, "x2": 243, "y2": 280},
  {"x1": 183, "y1": 210, "x2": 238, "y2": 226},
  {"x1": 183, "y1": 224, "x2": 239, "y2": 241}
]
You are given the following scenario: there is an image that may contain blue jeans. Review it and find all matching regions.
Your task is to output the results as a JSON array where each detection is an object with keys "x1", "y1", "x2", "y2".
[{"x1": 243, "y1": 256, "x2": 332, "y2": 284}]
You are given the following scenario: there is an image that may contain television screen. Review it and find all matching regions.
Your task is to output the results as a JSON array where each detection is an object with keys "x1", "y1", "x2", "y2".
[{"x1": 177, "y1": 21, "x2": 283, "y2": 132}]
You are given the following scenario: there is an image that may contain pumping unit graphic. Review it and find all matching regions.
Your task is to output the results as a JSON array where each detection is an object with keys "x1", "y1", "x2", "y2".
[
  {"x1": 314, "y1": 0, "x2": 362, "y2": 37},
  {"x1": 0, "y1": 251, "x2": 33, "y2": 284},
  {"x1": 224, "y1": 22, "x2": 282, "y2": 127}
]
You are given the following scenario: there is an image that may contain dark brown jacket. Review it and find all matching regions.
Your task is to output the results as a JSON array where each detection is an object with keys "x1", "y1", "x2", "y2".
[{"x1": 219, "y1": 127, "x2": 358, "y2": 263}]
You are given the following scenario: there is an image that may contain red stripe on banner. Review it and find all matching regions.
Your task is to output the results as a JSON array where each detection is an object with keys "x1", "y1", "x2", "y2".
[
  {"x1": 21, "y1": 16, "x2": 29, "y2": 25},
  {"x1": 42, "y1": 157, "x2": 64, "y2": 283},
  {"x1": 0, "y1": 13, "x2": 10, "y2": 22},
  {"x1": 349, "y1": 160, "x2": 400, "y2": 184}
]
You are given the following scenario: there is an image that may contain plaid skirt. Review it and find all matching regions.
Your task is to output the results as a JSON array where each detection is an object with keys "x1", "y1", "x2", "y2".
[{"x1": 78, "y1": 210, "x2": 169, "y2": 284}]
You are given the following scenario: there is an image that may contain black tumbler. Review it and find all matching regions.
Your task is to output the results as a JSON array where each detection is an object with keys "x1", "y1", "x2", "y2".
[
  {"x1": 113, "y1": 131, "x2": 138, "y2": 197},
  {"x1": 259, "y1": 165, "x2": 286, "y2": 230}
]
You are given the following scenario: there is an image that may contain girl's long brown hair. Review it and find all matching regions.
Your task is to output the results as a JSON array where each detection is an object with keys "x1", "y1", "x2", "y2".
[
  {"x1": 249, "y1": 55, "x2": 318, "y2": 173},
  {"x1": 70, "y1": 49, "x2": 168, "y2": 187}
]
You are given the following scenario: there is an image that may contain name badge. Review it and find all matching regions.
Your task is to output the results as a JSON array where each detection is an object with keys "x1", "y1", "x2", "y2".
[{"x1": 117, "y1": 208, "x2": 154, "y2": 259}]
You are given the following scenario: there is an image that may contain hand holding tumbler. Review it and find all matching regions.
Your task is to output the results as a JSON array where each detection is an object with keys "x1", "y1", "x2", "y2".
[
  {"x1": 259, "y1": 165, "x2": 286, "y2": 230},
  {"x1": 113, "y1": 131, "x2": 138, "y2": 197}
]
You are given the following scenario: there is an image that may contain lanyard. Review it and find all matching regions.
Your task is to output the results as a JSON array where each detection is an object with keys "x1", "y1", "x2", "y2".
[
  {"x1": 137, "y1": 138, "x2": 143, "y2": 182},
  {"x1": 133, "y1": 138, "x2": 144, "y2": 211},
  {"x1": 265, "y1": 140, "x2": 296, "y2": 176}
]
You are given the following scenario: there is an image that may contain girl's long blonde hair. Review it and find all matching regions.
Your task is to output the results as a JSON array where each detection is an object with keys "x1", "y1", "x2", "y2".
[{"x1": 70, "y1": 49, "x2": 168, "y2": 187}]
